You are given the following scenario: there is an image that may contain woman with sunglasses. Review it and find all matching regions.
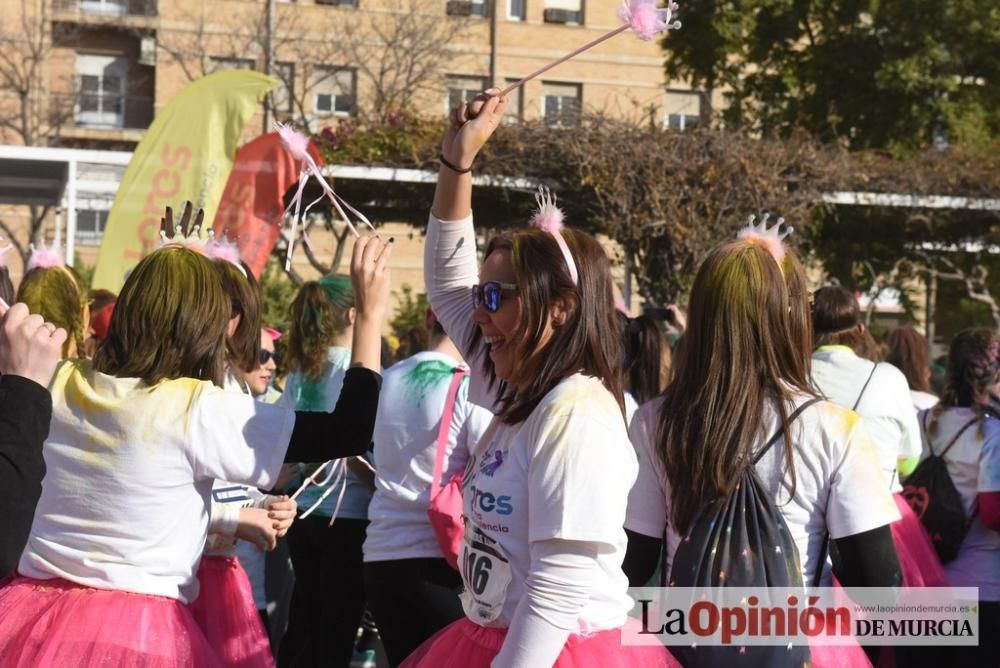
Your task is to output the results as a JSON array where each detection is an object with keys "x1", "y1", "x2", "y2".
[
  {"x1": 277, "y1": 273, "x2": 377, "y2": 668},
  {"x1": 402, "y1": 91, "x2": 677, "y2": 667}
]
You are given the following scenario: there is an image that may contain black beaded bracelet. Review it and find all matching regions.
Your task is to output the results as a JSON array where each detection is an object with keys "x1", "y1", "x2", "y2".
[{"x1": 439, "y1": 153, "x2": 473, "y2": 174}]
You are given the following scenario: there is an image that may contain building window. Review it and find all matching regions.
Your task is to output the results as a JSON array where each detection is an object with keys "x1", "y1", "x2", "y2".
[
  {"x1": 75, "y1": 209, "x2": 110, "y2": 245},
  {"x1": 665, "y1": 90, "x2": 701, "y2": 130},
  {"x1": 210, "y1": 57, "x2": 255, "y2": 73},
  {"x1": 445, "y1": 75, "x2": 487, "y2": 115},
  {"x1": 75, "y1": 54, "x2": 127, "y2": 128},
  {"x1": 543, "y1": 0, "x2": 582, "y2": 25},
  {"x1": 316, "y1": 0, "x2": 358, "y2": 6},
  {"x1": 446, "y1": 0, "x2": 488, "y2": 17},
  {"x1": 311, "y1": 67, "x2": 356, "y2": 116},
  {"x1": 542, "y1": 81, "x2": 581, "y2": 128},
  {"x1": 507, "y1": 0, "x2": 525, "y2": 20},
  {"x1": 502, "y1": 79, "x2": 524, "y2": 125},
  {"x1": 272, "y1": 62, "x2": 295, "y2": 114}
]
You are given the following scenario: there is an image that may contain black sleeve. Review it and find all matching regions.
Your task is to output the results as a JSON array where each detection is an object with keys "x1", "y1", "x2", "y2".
[
  {"x1": 284, "y1": 367, "x2": 382, "y2": 463},
  {"x1": 0, "y1": 374, "x2": 51, "y2": 578},
  {"x1": 831, "y1": 525, "x2": 902, "y2": 588},
  {"x1": 623, "y1": 528, "x2": 663, "y2": 587}
]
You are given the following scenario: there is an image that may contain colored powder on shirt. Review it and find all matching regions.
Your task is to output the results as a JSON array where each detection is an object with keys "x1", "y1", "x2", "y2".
[
  {"x1": 296, "y1": 375, "x2": 328, "y2": 412},
  {"x1": 401, "y1": 359, "x2": 456, "y2": 404}
]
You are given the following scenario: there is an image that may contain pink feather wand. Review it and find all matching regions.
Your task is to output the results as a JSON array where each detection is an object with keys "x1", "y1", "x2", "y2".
[
  {"x1": 500, "y1": 0, "x2": 681, "y2": 97},
  {"x1": 275, "y1": 123, "x2": 376, "y2": 271}
]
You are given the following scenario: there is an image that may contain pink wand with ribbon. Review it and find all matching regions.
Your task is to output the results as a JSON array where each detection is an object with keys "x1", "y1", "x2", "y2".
[
  {"x1": 275, "y1": 123, "x2": 376, "y2": 271},
  {"x1": 500, "y1": 0, "x2": 681, "y2": 97}
]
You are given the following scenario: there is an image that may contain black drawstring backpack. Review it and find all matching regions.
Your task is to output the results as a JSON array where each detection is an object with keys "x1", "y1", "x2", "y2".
[
  {"x1": 902, "y1": 413, "x2": 979, "y2": 564},
  {"x1": 666, "y1": 398, "x2": 820, "y2": 668}
]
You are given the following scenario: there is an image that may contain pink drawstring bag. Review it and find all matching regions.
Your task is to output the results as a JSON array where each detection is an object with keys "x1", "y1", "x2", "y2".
[{"x1": 427, "y1": 367, "x2": 469, "y2": 570}]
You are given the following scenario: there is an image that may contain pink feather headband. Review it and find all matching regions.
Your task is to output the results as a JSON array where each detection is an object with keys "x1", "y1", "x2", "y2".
[
  {"x1": 275, "y1": 123, "x2": 376, "y2": 272},
  {"x1": 27, "y1": 240, "x2": 66, "y2": 271},
  {"x1": 530, "y1": 188, "x2": 579, "y2": 286},
  {"x1": 737, "y1": 213, "x2": 793, "y2": 265},
  {"x1": 500, "y1": 1, "x2": 681, "y2": 96}
]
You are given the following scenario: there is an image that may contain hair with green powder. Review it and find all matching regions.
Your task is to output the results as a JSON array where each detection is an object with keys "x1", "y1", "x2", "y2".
[
  {"x1": 285, "y1": 273, "x2": 354, "y2": 382},
  {"x1": 16, "y1": 265, "x2": 87, "y2": 359}
]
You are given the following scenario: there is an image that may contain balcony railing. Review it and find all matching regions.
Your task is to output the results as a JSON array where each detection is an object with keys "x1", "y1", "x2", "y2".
[{"x1": 53, "y1": 0, "x2": 158, "y2": 18}]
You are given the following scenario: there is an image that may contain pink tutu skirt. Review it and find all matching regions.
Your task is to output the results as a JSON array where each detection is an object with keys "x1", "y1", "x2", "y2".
[
  {"x1": 400, "y1": 617, "x2": 680, "y2": 667},
  {"x1": 187, "y1": 556, "x2": 273, "y2": 668},
  {"x1": 890, "y1": 493, "x2": 947, "y2": 588},
  {"x1": 0, "y1": 576, "x2": 219, "y2": 667}
]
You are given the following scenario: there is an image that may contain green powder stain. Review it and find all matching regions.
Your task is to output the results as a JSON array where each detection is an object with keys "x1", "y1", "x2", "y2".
[
  {"x1": 402, "y1": 360, "x2": 458, "y2": 405},
  {"x1": 295, "y1": 375, "x2": 328, "y2": 412}
]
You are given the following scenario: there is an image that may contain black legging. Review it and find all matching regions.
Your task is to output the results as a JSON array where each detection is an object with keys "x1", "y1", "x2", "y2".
[
  {"x1": 364, "y1": 558, "x2": 464, "y2": 667},
  {"x1": 277, "y1": 516, "x2": 368, "y2": 667}
]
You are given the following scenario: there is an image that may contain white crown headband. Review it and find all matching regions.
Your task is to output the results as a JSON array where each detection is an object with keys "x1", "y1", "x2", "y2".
[
  {"x1": 736, "y1": 213, "x2": 792, "y2": 264},
  {"x1": 530, "y1": 187, "x2": 579, "y2": 286},
  {"x1": 158, "y1": 225, "x2": 247, "y2": 278}
]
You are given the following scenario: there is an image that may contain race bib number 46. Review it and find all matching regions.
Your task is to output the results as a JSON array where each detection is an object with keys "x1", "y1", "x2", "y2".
[{"x1": 460, "y1": 524, "x2": 513, "y2": 623}]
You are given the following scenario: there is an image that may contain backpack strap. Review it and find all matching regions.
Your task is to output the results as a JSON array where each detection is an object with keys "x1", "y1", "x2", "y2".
[
  {"x1": 938, "y1": 417, "x2": 979, "y2": 459},
  {"x1": 431, "y1": 367, "x2": 469, "y2": 494},
  {"x1": 753, "y1": 397, "x2": 823, "y2": 464},
  {"x1": 852, "y1": 363, "x2": 879, "y2": 410}
]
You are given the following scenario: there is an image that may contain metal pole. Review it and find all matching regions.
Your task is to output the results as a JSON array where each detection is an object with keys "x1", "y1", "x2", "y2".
[
  {"x1": 926, "y1": 270, "x2": 937, "y2": 361},
  {"x1": 65, "y1": 159, "x2": 77, "y2": 267},
  {"x1": 262, "y1": 0, "x2": 274, "y2": 133}
]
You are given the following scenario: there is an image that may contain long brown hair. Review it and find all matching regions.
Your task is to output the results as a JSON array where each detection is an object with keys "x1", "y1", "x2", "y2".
[
  {"x1": 94, "y1": 246, "x2": 228, "y2": 385},
  {"x1": 215, "y1": 260, "x2": 261, "y2": 374},
  {"x1": 285, "y1": 274, "x2": 354, "y2": 382},
  {"x1": 621, "y1": 313, "x2": 671, "y2": 405},
  {"x1": 472, "y1": 228, "x2": 625, "y2": 424},
  {"x1": 16, "y1": 265, "x2": 87, "y2": 358},
  {"x1": 656, "y1": 241, "x2": 816, "y2": 534},
  {"x1": 886, "y1": 326, "x2": 932, "y2": 392}
]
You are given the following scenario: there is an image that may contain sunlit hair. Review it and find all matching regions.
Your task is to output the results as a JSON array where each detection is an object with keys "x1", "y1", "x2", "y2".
[
  {"x1": 16, "y1": 265, "x2": 87, "y2": 358},
  {"x1": 811, "y1": 284, "x2": 868, "y2": 354},
  {"x1": 285, "y1": 273, "x2": 354, "y2": 382},
  {"x1": 886, "y1": 326, "x2": 932, "y2": 392},
  {"x1": 619, "y1": 313, "x2": 671, "y2": 405},
  {"x1": 93, "y1": 246, "x2": 228, "y2": 385},
  {"x1": 471, "y1": 227, "x2": 625, "y2": 425},
  {"x1": 655, "y1": 241, "x2": 816, "y2": 534},
  {"x1": 927, "y1": 328, "x2": 1000, "y2": 439},
  {"x1": 215, "y1": 259, "x2": 261, "y2": 374}
]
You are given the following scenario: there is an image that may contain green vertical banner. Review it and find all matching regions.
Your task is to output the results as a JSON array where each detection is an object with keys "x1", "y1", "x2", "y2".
[{"x1": 92, "y1": 70, "x2": 277, "y2": 292}]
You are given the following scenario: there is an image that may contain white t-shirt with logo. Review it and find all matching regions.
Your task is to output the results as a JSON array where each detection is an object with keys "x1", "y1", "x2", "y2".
[
  {"x1": 458, "y1": 374, "x2": 637, "y2": 632},
  {"x1": 424, "y1": 213, "x2": 637, "y2": 635},
  {"x1": 18, "y1": 360, "x2": 294, "y2": 603},
  {"x1": 811, "y1": 346, "x2": 922, "y2": 492},
  {"x1": 364, "y1": 351, "x2": 492, "y2": 563},
  {"x1": 625, "y1": 395, "x2": 900, "y2": 586},
  {"x1": 917, "y1": 408, "x2": 1000, "y2": 600}
]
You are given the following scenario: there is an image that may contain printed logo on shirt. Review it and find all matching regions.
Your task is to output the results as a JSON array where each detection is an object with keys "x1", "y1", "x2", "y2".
[
  {"x1": 478, "y1": 449, "x2": 505, "y2": 477},
  {"x1": 469, "y1": 485, "x2": 513, "y2": 516}
]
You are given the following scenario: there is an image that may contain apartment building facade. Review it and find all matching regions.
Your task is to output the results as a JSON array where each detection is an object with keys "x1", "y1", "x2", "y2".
[{"x1": 0, "y1": 0, "x2": 701, "y2": 300}]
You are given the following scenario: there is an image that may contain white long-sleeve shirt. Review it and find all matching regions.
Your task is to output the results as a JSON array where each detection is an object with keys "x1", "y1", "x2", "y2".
[{"x1": 424, "y1": 213, "x2": 636, "y2": 666}]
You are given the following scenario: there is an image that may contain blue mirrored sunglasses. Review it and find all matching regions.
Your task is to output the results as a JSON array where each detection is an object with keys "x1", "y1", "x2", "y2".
[{"x1": 472, "y1": 281, "x2": 518, "y2": 314}]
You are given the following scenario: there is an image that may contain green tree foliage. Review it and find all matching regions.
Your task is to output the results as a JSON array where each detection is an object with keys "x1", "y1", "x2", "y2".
[
  {"x1": 665, "y1": 0, "x2": 1000, "y2": 150},
  {"x1": 259, "y1": 257, "x2": 299, "y2": 333}
]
